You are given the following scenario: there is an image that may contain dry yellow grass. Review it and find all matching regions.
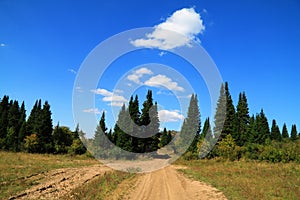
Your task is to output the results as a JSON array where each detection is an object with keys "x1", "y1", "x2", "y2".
[
  {"x1": 0, "y1": 151, "x2": 99, "y2": 199},
  {"x1": 176, "y1": 159, "x2": 300, "y2": 200}
]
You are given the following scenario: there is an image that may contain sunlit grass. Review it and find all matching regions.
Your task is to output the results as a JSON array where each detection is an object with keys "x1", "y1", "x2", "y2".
[
  {"x1": 63, "y1": 171, "x2": 135, "y2": 200},
  {"x1": 176, "y1": 159, "x2": 300, "y2": 200},
  {"x1": 0, "y1": 151, "x2": 99, "y2": 199}
]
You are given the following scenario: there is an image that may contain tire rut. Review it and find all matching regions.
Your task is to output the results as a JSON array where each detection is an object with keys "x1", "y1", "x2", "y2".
[{"x1": 9, "y1": 165, "x2": 111, "y2": 200}]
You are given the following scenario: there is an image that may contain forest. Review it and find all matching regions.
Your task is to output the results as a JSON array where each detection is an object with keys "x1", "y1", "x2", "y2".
[{"x1": 0, "y1": 82, "x2": 299, "y2": 162}]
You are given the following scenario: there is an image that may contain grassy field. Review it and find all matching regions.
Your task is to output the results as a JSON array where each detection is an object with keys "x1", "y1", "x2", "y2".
[
  {"x1": 1, "y1": 151, "x2": 300, "y2": 200},
  {"x1": 0, "y1": 151, "x2": 99, "y2": 199},
  {"x1": 176, "y1": 159, "x2": 300, "y2": 200},
  {"x1": 63, "y1": 171, "x2": 135, "y2": 200}
]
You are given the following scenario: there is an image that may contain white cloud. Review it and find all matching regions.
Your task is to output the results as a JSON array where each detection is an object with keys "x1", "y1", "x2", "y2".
[
  {"x1": 110, "y1": 102, "x2": 124, "y2": 107},
  {"x1": 131, "y1": 8, "x2": 205, "y2": 50},
  {"x1": 159, "y1": 51, "x2": 167, "y2": 57},
  {"x1": 114, "y1": 89, "x2": 124, "y2": 94},
  {"x1": 127, "y1": 74, "x2": 141, "y2": 84},
  {"x1": 0, "y1": 43, "x2": 6, "y2": 47},
  {"x1": 178, "y1": 94, "x2": 193, "y2": 99},
  {"x1": 103, "y1": 95, "x2": 127, "y2": 102},
  {"x1": 91, "y1": 88, "x2": 113, "y2": 96},
  {"x1": 68, "y1": 68, "x2": 76, "y2": 74},
  {"x1": 83, "y1": 108, "x2": 101, "y2": 114},
  {"x1": 127, "y1": 67, "x2": 153, "y2": 84},
  {"x1": 91, "y1": 88, "x2": 127, "y2": 106},
  {"x1": 144, "y1": 74, "x2": 184, "y2": 92},
  {"x1": 158, "y1": 110, "x2": 184, "y2": 122}
]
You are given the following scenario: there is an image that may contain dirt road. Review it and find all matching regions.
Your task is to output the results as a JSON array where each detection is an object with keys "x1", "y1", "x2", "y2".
[
  {"x1": 9, "y1": 165, "x2": 112, "y2": 200},
  {"x1": 113, "y1": 165, "x2": 227, "y2": 200},
  {"x1": 10, "y1": 164, "x2": 226, "y2": 200}
]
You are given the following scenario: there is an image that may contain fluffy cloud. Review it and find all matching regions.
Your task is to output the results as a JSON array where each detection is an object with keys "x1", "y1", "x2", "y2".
[
  {"x1": 91, "y1": 88, "x2": 126, "y2": 107},
  {"x1": 131, "y1": 8, "x2": 205, "y2": 50},
  {"x1": 0, "y1": 43, "x2": 6, "y2": 47},
  {"x1": 144, "y1": 74, "x2": 184, "y2": 92},
  {"x1": 91, "y1": 88, "x2": 113, "y2": 96},
  {"x1": 68, "y1": 68, "x2": 77, "y2": 74},
  {"x1": 127, "y1": 67, "x2": 153, "y2": 84},
  {"x1": 158, "y1": 110, "x2": 184, "y2": 122},
  {"x1": 83, "y1": 108, "x2": 101, "y2": 114},
  {"x1": 103, "y1": 95, "x2": 127, "y2": 102}
]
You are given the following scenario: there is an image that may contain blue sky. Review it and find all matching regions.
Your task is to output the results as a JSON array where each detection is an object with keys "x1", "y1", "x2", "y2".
[{"x1": 1, "y1": 0, "x2": 300, "y2": 137}]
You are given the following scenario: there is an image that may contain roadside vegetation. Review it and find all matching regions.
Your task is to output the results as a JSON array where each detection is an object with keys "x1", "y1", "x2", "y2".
[
  {"x1": 0, "y1": 151, "x2": 98, "y2": 199},
  {"x1": 63, "y1": 171, "x2": 135, "y2": 200},
  {"x1": 176, "y1": 159, "x2": 300, "y2": 200}
]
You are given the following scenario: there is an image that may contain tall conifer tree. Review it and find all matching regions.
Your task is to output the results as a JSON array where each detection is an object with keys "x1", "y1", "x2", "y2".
[
  {"x1": 270, "y1": 119, "x2": 281, "y2": 141},
  {"x1": 221, "y1": 82, "x2": 236, "y2": 139},
  {"x1": 291, "y1": 124, "x2": 298, "y2": 141},
  {"x1": 214, "y1": 84, "x2": 226, "y2": 141},
  {"x1": 282, "y1": 123, "x2": 289, "y2": 139},
  {"x1": 235, "y1": 92, "x2": 250, "y2": 146}
]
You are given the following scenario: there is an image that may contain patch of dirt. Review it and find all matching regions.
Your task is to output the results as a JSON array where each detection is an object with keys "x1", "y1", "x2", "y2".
[
  {"x1": 111, "y1": 165, "x2": 227, "y2": 200},
  {"x1": 10, "y1": 162, "x2": 227, "y2": 200},
  {"x1": 9, "y1": 165, "x2": 112, "y2": 200}
]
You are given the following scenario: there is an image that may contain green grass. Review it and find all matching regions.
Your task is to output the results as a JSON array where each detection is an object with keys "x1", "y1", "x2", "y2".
[
  {"x1": 0, "y1": 151, "x2": 99, "y2": 199},
  {"x1": 176, "y1": 159, "x2": 300, "y2": 200},
  {"x1": 63, "y1": 171, "x2": 135, "y2": 200}
]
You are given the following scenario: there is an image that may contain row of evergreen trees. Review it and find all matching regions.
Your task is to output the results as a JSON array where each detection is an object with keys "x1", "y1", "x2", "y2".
[
  {"x1": 0, "y1": 96, "x2": 86, "y2": 154},
  {"x1": 1, "y1": 81, "x2": 299, "y2": 162},
  {"x1": 193, "y1": 82, "x2": 300, "y2": 162},
  {"x1": 214, "y1": 82, "x2": 299, "y2": 145},
  {"x1": 92, "y1": 90, "x2": 172, "y2": 154},
  {"x1": 91, "y1": 85, "x2": 299, "y2": 162}
]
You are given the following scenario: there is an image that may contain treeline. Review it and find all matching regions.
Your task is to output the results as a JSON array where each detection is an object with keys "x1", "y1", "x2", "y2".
[
  {"x1": 91, "y1": 85, "x2": 300, "y2": 163},
  {"x1": 0, "y1": 96, "x2": 86, "y2": 155},
  {"x1": 185, "y1": 82, "x2": 300, "y2": 162},
  {"x1": 89, "y1": 90, "x2": 173, "y2": 158}
]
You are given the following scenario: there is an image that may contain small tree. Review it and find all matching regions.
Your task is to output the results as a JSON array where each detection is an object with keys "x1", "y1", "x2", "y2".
[
  {"x1": 24, "y1": 133, "x2": 39, "y2": 153},
  {"x1": 270, "y1": 119, "x2": 281, "y2": 142},
  {"x1": 291, "y1": 124, "x2": 298, "y2": 141},
  {"x1": 282, "y1": 123, "x2": 289, "y2": 139}
]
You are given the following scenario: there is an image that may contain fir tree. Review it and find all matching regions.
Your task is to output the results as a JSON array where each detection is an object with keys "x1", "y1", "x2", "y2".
[
  {"x1": 94, "y1": 111, "x2": 109, "y2": 149},
  {"x1": 291, "y1": 124, "x2": 298, "y2": 141},
  {"x1": 201, "y1": 118, "x2": 209, "y2": 139},
  {"x1": 159, "y1": 128, "x2": 169, "y2": 147},
  {"x1": 270, "y1": 119, "x2": 281, "y2": 141},
  {"x1": 247, "y1": 115, "x2": 257, "y2": 144},
  {"x1": 221, "y1": 82, "x2": 236, "y2": 139},
  {"x1": 139, "y1": 90, "x2": 160, "y2": 152},
  {"x1": 281, "y1": 123, "x2": 289, "y2": 139},
  {"x1": 214, "y1": 84, "x2": 226, "y2": 141},
  {"x1": 255, "y1": 109, "x2": 270, "y2": 144},
  {"x1": 73, "y1": 123, "x2": 80, "y2": 140},
  {"x1": 0, "y1": 95, "x2": 9, "y2": 148},
  {"x1": 178, "y1": 94, "x2": 200, "y2": 154},
  {"x1": 128, "y1": 95, "x2": 141, "y2": 152},
  {"x1": 235, "y1": 92, "x2": 250, "y2": 146},
  {"x1": 38, "y1": 101, "x2": 53, "y2": 153},
  {"x1": 6, "y1": 100, "x2": 21, "y2": 151},
  {"x1": 52, "y1": 123, "x2": 73, "y2": 153},
  {"x1": 114, "y1": 104, "x2": 133, "y2": 152},
  {"x1": 18, "y1": 102, "x2": 26, "y2": 151}
]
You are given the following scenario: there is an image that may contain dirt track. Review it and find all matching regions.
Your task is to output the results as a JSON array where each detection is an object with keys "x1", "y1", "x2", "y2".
[
  {"x1": 118, "y1": 166, "x2": 227, "y2": 200},
  {"x1": 10, "y1": 164, "x2": 226, "y2": 200},
  {"x1": 9, "y1": 165, "x2": 111, "y2": 200}
]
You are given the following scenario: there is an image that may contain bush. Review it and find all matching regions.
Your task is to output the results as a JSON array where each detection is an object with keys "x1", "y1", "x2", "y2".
[
  {"x1": 243, "y1": 143, "x2": 263, "y2": 160},
  {"x1": 182, "y1": 151, "x2": 198, "y2": 160},
  {"x1": 24, "y1": 134, "x2": 39, "y2": 153},
  {"x1": 216, "y1": 134, "x2": 241, "y2": 161},
  {"x1": 68, "y1": 139, "x2": 86, "y2": 155}
]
